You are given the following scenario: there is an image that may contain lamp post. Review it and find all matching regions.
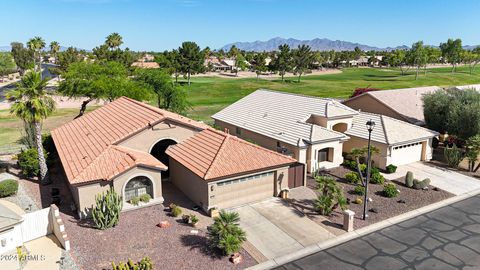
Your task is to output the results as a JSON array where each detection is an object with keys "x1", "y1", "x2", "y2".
[{"x1": 363, "y1": 119, "x2": 375, "y2": 220}]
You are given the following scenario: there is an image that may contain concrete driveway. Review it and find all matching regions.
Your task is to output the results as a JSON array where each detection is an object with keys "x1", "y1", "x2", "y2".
[
  {"x1": 231, "y1": 198, "x2": 335, "y2": 260},
  {"x1": 383, "y1": 162, "x2": 480, "y2": 195}
]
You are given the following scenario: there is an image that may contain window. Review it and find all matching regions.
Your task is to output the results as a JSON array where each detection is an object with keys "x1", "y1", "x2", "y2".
[
  {"x1": 216, "y1": 171, "x2": 274, "y2": 186},
  {"x1": 236, "y1": 127, "x2": 241, "y2": 135},
  {"x1": 318, "y1": 148, "x2": 330, "y2": 162},
  {"x1": 125, "y1": 176, "x2": 153, "y2": 202}
]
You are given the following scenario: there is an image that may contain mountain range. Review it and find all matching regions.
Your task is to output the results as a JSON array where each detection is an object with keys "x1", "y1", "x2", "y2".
[{"x1": 220, "y1": 37, "x2": 478, "y2": 52}]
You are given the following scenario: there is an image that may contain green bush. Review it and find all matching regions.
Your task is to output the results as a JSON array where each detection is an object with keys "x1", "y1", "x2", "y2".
[
  {"x1": 139, "y1": 194, "x2": 151, "y2": 203},
  {"x1": 0, "y1": 180, "x2": 18, "y2": 197},
  {"x1": 405, "y1": 171, "x2": 414, "y2": 187},
  {"x1": 207, "y1": 211, "x2": 246, "y2": 255},
  {"x1": 444, "y1": 145, "x2": 464, "y2": 168},
  {"x1": 171, "y1": 206, "x2": 182, "y2": 217},
  {"x1": 17, "y1": 148, "x2": 47, "y2": 177},
  {"x1": 353, "y1": 185, "x2": 365, "y2": 195},
  {"x1": 190, "y1": 214, "x2": 199, "y2": 225},
  {"x1": 383, "y1": 183, "x2": 399, "y2": 198},
  {"x1": 370, "y1": 167, "x2": 380, "y2": 175},
  {"x1": 386, "y1": 164, "x2": 397, "y2": 174},
  {"x1": 345, "y1": 172, "x2": 360, "y2": 184},
  {"x1": 343, "y1": 160, "x2": 356, "y2": 170},
  {"x1": 129, "y1": 197, "x2": 140, "y2": 206},
  {"x1": 413, "y1": 178, "x2": 431, "y2": 189},
  {"x1": 92, "y1": 189, "x2": 123, "y2": 230},
  {"x1": 369, "y1": 172, "x2": 385, "y2": 184},
  {"x1": 112, "y1": 256, "x2": 153, "y2": 270}
]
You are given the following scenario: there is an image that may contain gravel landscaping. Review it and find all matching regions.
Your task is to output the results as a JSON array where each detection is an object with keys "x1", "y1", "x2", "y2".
[{"x1": 289, "y1": 166, "x2": 454, "y2": 232}]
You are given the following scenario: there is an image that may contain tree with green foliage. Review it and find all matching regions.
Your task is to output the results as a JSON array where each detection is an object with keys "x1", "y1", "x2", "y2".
[
  {"x1": 134, "y1": 69, "x2": 189, "y2": 113},
  {"x1": 462, "y1": 48, "x2": 480, "y2": 75},
  {"x1": 155, "y1": 50, "x2": 182, "y2": 83},
  {"x1": 423, "y1": 46, "x2": 441, "y2": 75},
  {"x1": 92, "y1": 188, "x2": 123, "y2": 230},
  {"x1": 271, "y1": 44, "x2": 292, "y2": 82},
  {"x1": 59, "y1": 61, "x2": 150, "y2": 118},
  {"x1": 387, "y1": 49, "x2": 410, "y2": 75},
  {"x1": 466, "y1": 135, "x2": 480, "y2": 172},
  {"x1": 105, "y1": 32, "x2": 123, "y2": 50},
  {"x1": 314, "y1": 175, "x2": 347, "y2": 216},
  {"x1": 10, "y1": 42, "x2": 34, "y2": 75},
  {"x1": 410, "y1": 41, "x2": 426, "y2": 80},
  {"x1": 234, "y1": 52, "x2": 248, "y2": 77},
  {"x1": 207, "y1": 211, "x2": 246, "y2": 255},
  {"x1": 423, "y1": 88, "x2": 480, "y2": 139},
  {"x1": 292, "y1": 45, "x2": 314, "y2": 82},
  {"x1": 7, "y1": 72, "x2": 55, "y2": 183},
  {"x1": 348, "y1": 146, "x2": 380, "y2": 187},
  {"x1": 49, "y1": 41, "x2": 60, "y2": 63},
  {"x1": 228, "y1": 45, "x2": 239, "y2": 58},
  {"x1": 440, "y1": 38, "x2": 463, "y2": 73},
  {"x1": 55, "y1": 47, "x2": 83, "y2": 75},
  {"x1": 0, "y1": 53, "x2": 16, "y2": 78},
  {"x1": 251, "y1": 53, "x2": 267, "y2": 80},
  {"x1": 27, "y1": 37, "x2": 46, "y2": 75},
  {"x1": 178, "y1": 41, "x2": 204, "y2": 85}
]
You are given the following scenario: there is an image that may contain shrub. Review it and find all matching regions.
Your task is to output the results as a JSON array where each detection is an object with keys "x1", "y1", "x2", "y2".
[
  {"x1": 343, "y1": 160, "x2": 356, "y2": 170},
  {"x1": 168, "y1": 203, "x2": 177, "y2": 210},
  {"x1": 139, "y1": 194, "x2": 151, "y2": 203},
  {"x1": 370, "y1": 167, "x2": 380, "y2": 175},
  {"x1": 444, "y1": 145, "x2": 464, "y2": 168},
  {"x1": 171, "y1": 206, "x2": 182, "y2": 217},
  {"x1": 405, "y1": 171, "x2": 414, "y2": 188},
  {"x1": 0, "y1": 179, "x2": 18, "y2": 197},
  {"x1": 129, "y1": 197, "x2": 140, "y2": 206},
  {"x1": 190, "y1": 214, "x2": 199, "y2": 226},
  {"x1": 353, "y1": 185, "x2": 365, "y2": 195},
  {"x1": 112, "y1": 256, "x2": 154, "y2": 270},
  {"x1": 92, "y1": 189, "x2": 123, "y2": 230},
  {"x1": 386, "y1": 164, "x2": 397, "y2": 174},
  {"x1": 383, "y1": 183, "x2": 399, "y2": 198},
  {"x1": 354, "y1": 197, "x2": 363, "y2": 204},
  {"x1": 182, "y1": 214, "x2": 190, "y2": 223},
  {"x1": 358, "y1": 163, "x2": 367, "y2": 172},
  {"x1": 17, "y1": 148, "x2": 47, "y2": 177},
  {"x1": 413, "y1": 178, "x2": 431, "y2": 190},
  {"x1": 315, "y1": 176, "x2": 347, "y2": 216},
  {"x1": 207, "y1": 211, "x2": 246, "y2": 255},
  {"x1": 345, "y1": 172, "x2": 360, "y2": 184},
  {"x1": 369, "y1": 172, "x2": 385, "y2": 184}
]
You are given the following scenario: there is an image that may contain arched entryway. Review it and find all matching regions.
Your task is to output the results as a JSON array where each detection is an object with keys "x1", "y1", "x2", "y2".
[
  {"x1": 150, "y1": 139, "x2": 177, "y2": 178},
  {"x1": 332, "y1": 123, "x2": 348, "y2": 133},
  {"x1": 124, "y1": 176, "x2": 153, "y2": 202}
]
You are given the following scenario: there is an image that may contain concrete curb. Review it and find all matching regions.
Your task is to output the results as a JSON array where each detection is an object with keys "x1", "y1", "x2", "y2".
[{"x1": 245, "y1": 188, "x2": 480, "y2": 270}]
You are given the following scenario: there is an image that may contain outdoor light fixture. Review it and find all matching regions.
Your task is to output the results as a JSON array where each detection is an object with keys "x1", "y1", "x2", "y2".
[{"x1": 363, "y1": 119, "x2": 375, "y2": 220}]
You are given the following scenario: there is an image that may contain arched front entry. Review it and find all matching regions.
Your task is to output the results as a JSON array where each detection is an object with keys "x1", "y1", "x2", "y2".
[
  {"x1": 124, "y1": 176, "x2": 153, "y2": 202},
  {"x1": 332, "y1": 123, "x2": 348, "y2": 133},
  {"x1": 150, "y1": 139, "x2": 177, "y2": 178}
]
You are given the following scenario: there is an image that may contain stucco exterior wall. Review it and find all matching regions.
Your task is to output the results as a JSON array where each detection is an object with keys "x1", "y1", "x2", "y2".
[
  {"x1": 343, "y1": 95, "x2": 406, "y2": 122},
  {"x1": 76, "y1": 182, "x2": 111, "y2": 218},
  {"x1": 0, "y1": 223, "x2": 23, "y2": 255},
  {"x1": 169, "y1": 158, "x2": 209, "y2": 211},
  {"x1": 307, "y1": 140, "x2": 345, "y2": 172},
  {"x1": 118, "y1": 120, "x2": 200, "y2": 152},
  {"x1": 343, "y1": 136, "x2": 390, "y2": 169},
  {"x1": 112, "y1": 166, "x2": 163, "y2": 203},
  {"x1": 307, "y1": 115, "x2": 353, "y2": 131}
]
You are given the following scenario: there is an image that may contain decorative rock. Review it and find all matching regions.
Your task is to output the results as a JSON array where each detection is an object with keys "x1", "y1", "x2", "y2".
[
  {"x1": 230, "y1": 253, "x2": 242, "y2": 264},
  {"x1": 368, "y1": 197, "x2": 373, "y2": 202},
  {"x1": 157, "y1": 221, "x2": 171, "y2": 228},
  {"x1": 190, "y1": 230, "x2": 199, "y2": 234},
  {"x1": 398, "y1": 199, "x2": 406, "y2": 204},
  {"x1": 346, "y1": 198, "x2": 351, "y2": 204},
  {"x1": 433, "y1": 187, "x2": 439, "y2": 191},
  {"x1": 369, "y1": 208, "x2": 379, "y2": 213}
]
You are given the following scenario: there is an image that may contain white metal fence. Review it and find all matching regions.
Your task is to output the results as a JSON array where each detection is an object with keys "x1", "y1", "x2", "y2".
[{"x1": 21, "y1": 208, "x2": 52, "y2": 242}]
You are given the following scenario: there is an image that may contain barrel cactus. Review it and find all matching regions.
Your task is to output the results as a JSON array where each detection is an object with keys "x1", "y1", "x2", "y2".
[
  {"x1": 405, "y1": 171, "x2": 414, "y2": 188},
  {"x1": 92, "y1": 188, "x2": 123, "y2": 230}
]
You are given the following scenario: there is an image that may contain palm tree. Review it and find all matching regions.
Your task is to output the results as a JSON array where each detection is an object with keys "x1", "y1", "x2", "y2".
[
  {"x1": 49, "y1": 41, "x2": 60, "y2": 64},
  {"x1": 105, "y1": 33, "x2": 123, "y2": 50},
  {"x1": 207, "y1": 211, "x2": 246, "y2": 255},
  {"x1": 27, "y1": 37, "x2": 46, "y2": 75},
  {"x1": 8, "y1": 72, "x2": 55, "y2": 183}
]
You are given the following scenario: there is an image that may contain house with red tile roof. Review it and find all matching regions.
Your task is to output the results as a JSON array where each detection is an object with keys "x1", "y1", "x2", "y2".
[{"x1": 52, "y1": 97, "x2": 297, "y2": 217}]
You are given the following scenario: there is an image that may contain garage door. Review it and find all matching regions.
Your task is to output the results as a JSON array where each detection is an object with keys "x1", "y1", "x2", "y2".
[
  {"x1": 390, "y1": 142, "x2": 423, "y2": 166},
  {"x1": 214, "y1": 171, "x2": 275, "y2": 209}
]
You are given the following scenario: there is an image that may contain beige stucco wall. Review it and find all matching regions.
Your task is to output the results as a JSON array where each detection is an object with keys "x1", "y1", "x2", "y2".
[
  {"x1": 75, "y1": 166, "x2": 163, "y2": 218},
  {"x1": 169, "y1": 158, "x2": 209, "y2": 211},
  {"x1": 307, "y1": 115, "x2": 353, "y2": 131},
  {"x1": 307, "y1": 140, "x2": 345, "y2": 172},
  {"x1": 343, "y1": 95, "x2": 406, "y2": 122},
  {"x1": 343, "y1": 136, "x2": 390, "y2": 169},
  {"x1": 118, "y1": 120, "x2": 200, "y2": 152}
]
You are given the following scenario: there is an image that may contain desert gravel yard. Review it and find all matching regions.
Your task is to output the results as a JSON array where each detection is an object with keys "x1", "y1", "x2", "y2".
[{"x1": 63, "y1": 203, "x2": 256, "y2": 270}]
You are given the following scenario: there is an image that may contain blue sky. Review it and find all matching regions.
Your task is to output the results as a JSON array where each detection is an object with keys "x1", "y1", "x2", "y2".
[{"x1": 1, "y1": 0, "x2": 479, "y2": 51}]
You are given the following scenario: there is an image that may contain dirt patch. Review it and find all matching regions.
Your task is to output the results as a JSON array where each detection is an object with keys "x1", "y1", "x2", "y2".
[{"x1": 296, "y1": 166, "x2": 453, "y2": 231}]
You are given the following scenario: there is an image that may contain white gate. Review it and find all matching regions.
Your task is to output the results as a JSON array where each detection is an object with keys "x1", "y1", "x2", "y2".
[{"x1": 21, "y1": 208, "x2": 52, "y2": 242}]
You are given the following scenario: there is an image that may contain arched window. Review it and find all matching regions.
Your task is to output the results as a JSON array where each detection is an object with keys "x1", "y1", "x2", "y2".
[
  {"x1": 125, "y1": 176, "x2": 153, "y2": 202},
  {"x1": 332, "y1": 123, "x2": 348, "y2": 133}
]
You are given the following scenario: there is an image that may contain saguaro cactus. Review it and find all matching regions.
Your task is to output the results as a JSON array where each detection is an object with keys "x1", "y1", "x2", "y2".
[{"x1": 92, "y1": 188, "x2": 123, "y2": 230}]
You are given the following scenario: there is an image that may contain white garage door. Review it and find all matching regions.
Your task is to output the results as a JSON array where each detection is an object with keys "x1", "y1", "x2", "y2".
[{"x1": 391, "y1": 142, "x2": 423, "y2": 166}]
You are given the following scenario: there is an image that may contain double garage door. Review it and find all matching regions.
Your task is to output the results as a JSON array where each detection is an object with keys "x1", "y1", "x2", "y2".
[{"x1": 390, "y1": 141, "x2": 424, "y2": 166}]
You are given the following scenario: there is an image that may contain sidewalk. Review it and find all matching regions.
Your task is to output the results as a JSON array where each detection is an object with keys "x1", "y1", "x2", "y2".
[{"x1": 247, "y1": 187, "x2": 480, "y2": 270}]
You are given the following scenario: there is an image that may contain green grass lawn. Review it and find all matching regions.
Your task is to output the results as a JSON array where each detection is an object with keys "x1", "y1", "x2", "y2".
[{"x1": 0, "y1": 66, "x2": 479, "y2": 150}]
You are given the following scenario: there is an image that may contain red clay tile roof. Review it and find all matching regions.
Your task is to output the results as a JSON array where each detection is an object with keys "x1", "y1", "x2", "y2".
[
  {"x1": 52, "y1": 96, "x2": 207, "y2": 185},
  {"x1": 166, "y1": 129, "x2": 296, "y2": 181}
]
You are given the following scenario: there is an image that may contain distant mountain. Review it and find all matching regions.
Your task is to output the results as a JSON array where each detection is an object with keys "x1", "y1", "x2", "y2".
[{"x1": 220, "y1": 37, "x2": 478, "y2": 52}]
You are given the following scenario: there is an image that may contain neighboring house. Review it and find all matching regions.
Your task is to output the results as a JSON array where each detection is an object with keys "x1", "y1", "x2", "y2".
[
  {"x1": 131, "y1": 61, "x2": 160, "y2": 69},
  {"x1": 52, "y1": 97, "x2": 297, "y2": 217},
  {"x1": 204, "y1": 56, "x2": 231, "y2": 72},
  {"x1": 0, "y1": 203, "x2": 23, "y2": 254},
  {"x1": 213, "y1": 89, "x2": 438, "y2": 171},
  {"x1": 342, "y1": 86, "x2": 441, "y2": 126}
]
